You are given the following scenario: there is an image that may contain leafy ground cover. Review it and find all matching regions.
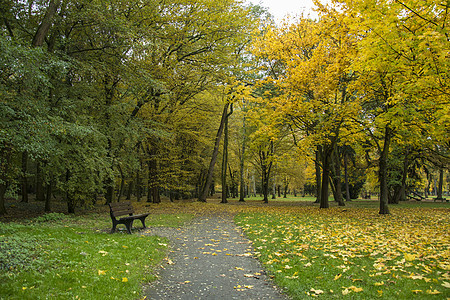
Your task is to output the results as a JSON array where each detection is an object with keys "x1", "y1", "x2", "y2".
[
  {"x1": 1, "y1": 197, "x2": 448, "y2": 299},
  {"x1": 0, "y1": 211, "x2": 192, "y2": 299},
  {"x1": 235, "y1": 206, "x2": 450, "y2": 299}
]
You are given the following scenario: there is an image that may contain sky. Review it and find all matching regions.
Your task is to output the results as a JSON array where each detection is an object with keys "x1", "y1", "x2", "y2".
[{"x1": 249, "y1": 0, "x2": 331, "y2": 22}]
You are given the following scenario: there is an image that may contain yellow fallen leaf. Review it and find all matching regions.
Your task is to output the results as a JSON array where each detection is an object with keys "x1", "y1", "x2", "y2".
[
  {"x1": 122, "y1": 277, "x2": 128, "y2": 282},
  {"x1": 22, "y1": 287, "x2": 27, "y2": 290},
  {"x1": 411, "y1": 290, "x2": 422, "y2": 294},
  {"x1": 374, "y1": 281, "x2": 384, "y2": 286},
  {"x1": 426, "y1": 289, "x2": 441, "y2": 295},
  {"x1": 442, "y1": 281, "x2": 450, "y2": 288},
  {"x1": 245, "y1": 285, "x2": 254, "y2": 289},
  {"x1": 98, "y1": 270, "x2": 107, "y2": 275},
  {"x1": 404, "y1": 253, "x2": 416, "y2": 261},
  {"x1": 235, "y1": 267, "x2": 244, "y2": 270},
  {"x1": 81, "y1": 286, "x2": 87, "y2": 289},
  {"x1": 342, "y1": 288, "x2": 350, "y2": 295},
  {"x1": 98, "y1": 250, "x2": 108, "y2": 256},
  {"x1": 334, "y1": 274, "x2": 342, "y2": 280},
  {"x1": 349, "y1": 286, "x2": 363, "y2": 292},
  {"x1": 310, "y1": 288, "x2": 324, "y2": 295}
]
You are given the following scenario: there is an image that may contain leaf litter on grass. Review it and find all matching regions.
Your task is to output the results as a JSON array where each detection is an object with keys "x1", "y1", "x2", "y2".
[{"x1": 235, "y1": 206, "x2": 450, "y2": 299}]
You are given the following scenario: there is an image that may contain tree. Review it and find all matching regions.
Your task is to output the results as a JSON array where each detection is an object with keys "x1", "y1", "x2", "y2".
[
  {"x1": 251, "y1": 6, "x2": 359, "y2": 208},
  {"x1": 339, "y1": 0, "x2": 449, "y2": 213}
]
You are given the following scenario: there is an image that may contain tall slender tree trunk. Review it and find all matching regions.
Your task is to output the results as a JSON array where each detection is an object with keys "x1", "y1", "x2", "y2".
[
  {"x1": 333, "y1": 146, "x2": 345, "y2": 206},
  {"x1": 199, "y1": 102, "x2": 230, "y2": 202},
  {"x1": 21, "y1": 151, "x2": 29, "y2": 203},
  {"x1": 314, "y1": 146, "x2": 322, "y2": 203},
  {"x1": 437, "y1": 168, "x2": 444, "y2": 200},
  {"x1": 126, "y1": 181, "x2": 133, "y2": 200},
  {"x1": 0, "y1": 183, "x2": 8, "y2": 215},
  {"x1": 379, "y1": 126, "x2": 391, "y2": 215},
  {"x1": 45, "y1": 181, "x2": 52, "y2": 212},
  {"x1": 221, "y1": 110, "x2": 229, "y2": 203},
  {"x1": 344, "y1": 152, "x2": 351, "y2": 201},
  {"x1": 36, "y1": 162, "x2": 45, "y2": 201},
  {"x1": 117, "y1": 167, "x2": 125, "y2": 202},
  {"x1": 239, "y1": 122, "x2": 246, "y2": 202},
  {"x1": 320, "y1": 149, "x2": 331, "y2": 209},
  {"x1": 136, "y1": 170, "x2": 141, "y2": 202}
]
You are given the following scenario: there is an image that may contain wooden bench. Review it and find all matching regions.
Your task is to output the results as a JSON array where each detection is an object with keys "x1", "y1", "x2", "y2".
[{"x1": 108, "y1": 201, "x2": 149, "y2": 234}]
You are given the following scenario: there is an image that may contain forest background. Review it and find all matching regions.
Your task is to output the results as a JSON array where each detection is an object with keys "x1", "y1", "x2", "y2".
[{"x1": 0, "y1": 0, "x2": 449, "y2": 216}]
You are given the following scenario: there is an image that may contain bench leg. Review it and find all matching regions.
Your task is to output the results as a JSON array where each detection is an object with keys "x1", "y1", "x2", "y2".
[
  {"x1": 138, "y1": 216, "x2": 147, "y2": 229},
  {"x1": 123, "y1": 219, "x2": 134, "y2": 234},
  {"x1": 111, "y1": 221, "x2": 118, "y2": 233}
]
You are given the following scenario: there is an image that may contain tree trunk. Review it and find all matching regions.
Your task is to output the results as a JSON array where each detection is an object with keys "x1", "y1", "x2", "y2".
[
  {"x1": 379, "y1": 126, "x2": 391, "y2": 215},
  {"x1": 199, "y1": 102, "x2": 229, "y2": 202},
  {"x1": 136, "y1": 171, "x2": 141, "y2": 202},
  {"x1": 314, "y1": 146, "x2": 322, "y2": 203},
  {"x1": 239, "y1": 121, "x2": 246, "y2": 202},
  {"x1": 320, "y1": 146, "x2": 332, "y2": 209},
  {"x1": 393, "y1": 150, "x2": 409, "y2": 204},
  {"x1": 437, "y1": 167, "x2": 444, "y2": 200},
  {"x1": 221, "y1": 110, "x2": 229, "y2": 204},
  {"x1": 0, "y1": 182, "x2": 8, "y2": 215},
  {"x1": 105, "y1": 184, "x2": 114, "y2": 204},
  {"x1": 262, "y1": 169, "x2": 269, "y2": 203},
  {"x1": 148, "y1": 151, "x2": 160, "y2": 204},
  {"x1": 21, "y1": 151, "x2": 29, "y2": 203},
  {"x1": 344, "y1": 152, "x2": 351, "y2": 201},
  {"x1": 36, "y1": 162, "x2": 45, "y2": 201},
  {"x1": 117, "y1": 167, "x2": 125, "y2": 202},
  {"x1": 333, "y1": 146, "x2": 345, "y2": 206},
  {"x1": 126, "y1": 181, "x2": 133, "y2": 200},
  {"x1": 32, "y1": 0, "x2": 60, "y2": 47},
  {"x1": 284, "y1": 184, "x2": 288, "y2": 198},
  {"x1": 45, "y1": 181, "x2": 52, "y2": 212}
]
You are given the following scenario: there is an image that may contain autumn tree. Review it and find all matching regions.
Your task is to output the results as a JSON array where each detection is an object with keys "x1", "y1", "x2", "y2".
[{"x1": 337, "y1": 0, "x2": 449, "y2": 213}]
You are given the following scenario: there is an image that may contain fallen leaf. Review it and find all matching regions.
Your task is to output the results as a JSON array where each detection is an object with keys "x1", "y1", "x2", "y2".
[
  {"x1": 310, "y1": 288, "x2": 324, "y2": 295},
  {"x1": 334, "y1": 274, "x2": 342, "y2": 280},
  {"x1": 122, "y1": 277, "x2": 128, "y2": 282},
  {"x1": 98, "y1": 270, "x2": 107, "y2": 275}
]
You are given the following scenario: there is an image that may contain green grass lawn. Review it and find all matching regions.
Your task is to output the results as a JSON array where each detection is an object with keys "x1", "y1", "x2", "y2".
[
  {"x1": 235, "y1": 205, "x2": 450, "y2": 299},
  {"x1": 0, "y1": 212, "x2": 193, "y2": 299}
]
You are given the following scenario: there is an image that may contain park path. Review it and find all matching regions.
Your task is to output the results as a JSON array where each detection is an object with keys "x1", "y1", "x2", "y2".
[{"x1": 142, "y1": 213, "x2": 288, "y2": 300}]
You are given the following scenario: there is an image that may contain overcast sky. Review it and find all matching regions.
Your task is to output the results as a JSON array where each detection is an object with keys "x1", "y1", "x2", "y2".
[{"x1": 249, "y1": 0, "x2": 331, "y2": 22}]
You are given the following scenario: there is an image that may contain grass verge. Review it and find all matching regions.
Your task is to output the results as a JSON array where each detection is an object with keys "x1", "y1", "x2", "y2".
[
  {"x1": 235, "y1": 206, "x2": 450, "y2": 299},
  {"x1": 0, "y1": 211, "x2": 193, "y2": 299}
]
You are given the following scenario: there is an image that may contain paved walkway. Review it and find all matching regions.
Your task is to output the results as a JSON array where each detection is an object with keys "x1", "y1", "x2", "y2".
[{"x1": 142, "y1": 213, "x2": 288, "y2": 299}]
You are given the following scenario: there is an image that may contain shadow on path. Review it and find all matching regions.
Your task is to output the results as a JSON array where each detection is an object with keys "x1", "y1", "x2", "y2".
[{"x1": 143, "y1": 213, "x2": 288, "y2": 299}]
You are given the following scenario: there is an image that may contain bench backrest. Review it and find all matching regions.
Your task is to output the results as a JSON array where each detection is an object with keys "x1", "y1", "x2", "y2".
[{"x1": 109, "y1": 201, "x2": 134, "y2": 218}]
